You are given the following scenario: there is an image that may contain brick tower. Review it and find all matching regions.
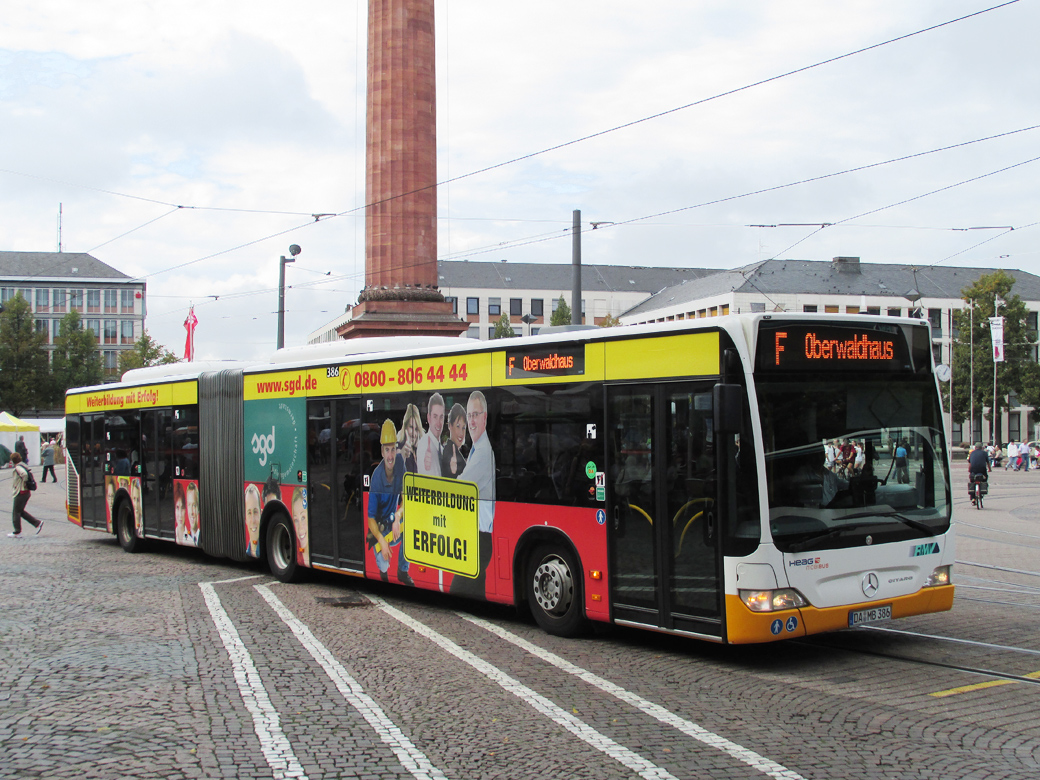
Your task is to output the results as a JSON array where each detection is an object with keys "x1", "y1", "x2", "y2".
[{"x1": 338, "y1": 0, "x2": 466, "y2": 339}]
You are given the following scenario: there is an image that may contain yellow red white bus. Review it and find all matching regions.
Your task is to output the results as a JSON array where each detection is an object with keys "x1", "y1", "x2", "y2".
[{"x1": 65, "y1": 314, "x2": 954, "y2": 642}]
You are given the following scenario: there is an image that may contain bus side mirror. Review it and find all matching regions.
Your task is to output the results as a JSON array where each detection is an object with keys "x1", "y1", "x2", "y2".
[{"x1": 713, "y1": 384, "x2": 742, "y2": 435}]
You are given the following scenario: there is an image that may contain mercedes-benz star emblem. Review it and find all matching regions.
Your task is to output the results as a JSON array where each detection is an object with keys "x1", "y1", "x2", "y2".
[{"x1": 862, "y1": 572, "x2": 879, "y2": 598}]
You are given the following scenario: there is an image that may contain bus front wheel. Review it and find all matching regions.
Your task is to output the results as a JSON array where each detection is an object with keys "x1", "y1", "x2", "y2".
[
  {"x1": 267, "y1": 514, "x2": 299, "y2": 583},
  {"x1": 116, "y1": 501, "x2": 141, "y2": 553},
  {"x1": 527, "y1": 544, "x2": 588, "y2": 637}
]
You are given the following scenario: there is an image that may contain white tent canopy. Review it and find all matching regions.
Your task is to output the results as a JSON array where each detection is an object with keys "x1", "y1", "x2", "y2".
[
  {"x1": 17, "y1": 417, "x2": 65, "y2": 435},
  {"x1": 0, "y1": 412, "x2": 41, "y2": 465}
]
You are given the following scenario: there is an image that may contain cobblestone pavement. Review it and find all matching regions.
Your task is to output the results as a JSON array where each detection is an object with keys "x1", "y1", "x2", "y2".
[{"x1": 2, "y1": 465, "x2": 1040, "y2": 779}]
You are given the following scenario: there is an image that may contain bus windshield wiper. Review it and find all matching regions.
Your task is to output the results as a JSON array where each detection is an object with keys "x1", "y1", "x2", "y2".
[
  {"x1": 787, "y1": 526, "x2": 851, "y2": 553},
  {"x1": 836, "y1": 510, "x2": 937, "y2": 537}
]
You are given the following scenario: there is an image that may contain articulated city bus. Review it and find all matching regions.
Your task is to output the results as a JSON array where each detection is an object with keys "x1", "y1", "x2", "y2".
[{"x1": 64, "y1": 314, "x2": 954, "y2": 643}]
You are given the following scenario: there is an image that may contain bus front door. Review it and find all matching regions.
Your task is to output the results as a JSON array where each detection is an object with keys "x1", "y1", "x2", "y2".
[
  {"x1": 307, "y1": 397, "x2": 365, "y2": 572},
  {"x1": 608, "y1": 384, "x2": 722, "y2": 639}
]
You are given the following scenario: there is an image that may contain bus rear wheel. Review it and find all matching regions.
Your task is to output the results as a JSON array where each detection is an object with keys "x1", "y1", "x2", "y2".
[
  {"x1": 527, "y1": 544, "x2": 588, "y2": 637},
  {"x1": 116, "y1": 501, "x2": 141, "y2": 553},
  {"x1": 267, "y1": 513, "x2": 300, "y2": 583}
]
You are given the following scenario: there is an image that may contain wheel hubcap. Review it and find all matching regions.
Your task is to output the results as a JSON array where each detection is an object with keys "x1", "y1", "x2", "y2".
[
  {"x1": 272, "y1": 524, "x2": 292, "y2": 570},
  {"x1": 533, "y1": 556, "x2": 573, "y2": 616}
]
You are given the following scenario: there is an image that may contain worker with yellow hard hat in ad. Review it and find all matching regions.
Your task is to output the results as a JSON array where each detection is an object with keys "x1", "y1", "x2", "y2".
[{"x1": 367, "y1": 418, "x2": 413, "y2": 585}]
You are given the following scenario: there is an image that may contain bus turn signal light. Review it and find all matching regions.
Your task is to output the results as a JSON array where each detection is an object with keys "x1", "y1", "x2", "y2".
[{"x1": 590, "y1": 570, "x2": 602, "y2": 580}]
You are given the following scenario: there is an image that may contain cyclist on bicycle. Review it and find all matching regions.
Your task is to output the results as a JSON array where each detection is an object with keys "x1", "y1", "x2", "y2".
[{"x1": 968, "y1": 442, "x2": 990, "y2": 504}]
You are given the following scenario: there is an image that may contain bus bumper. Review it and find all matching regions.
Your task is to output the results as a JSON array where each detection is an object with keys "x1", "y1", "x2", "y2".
[{"x1": 725, "y1": 585, "x2": 955, "y2": 644}]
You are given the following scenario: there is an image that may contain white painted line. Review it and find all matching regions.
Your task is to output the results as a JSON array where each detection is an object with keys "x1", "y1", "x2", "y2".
[
  {"x1": 255, "y1": 585, "x2": 449, "y2": 780},
  {"x1": 462, "y1": 614, "x2": 806, "y2": 780},
  {"x1": 198, "y1": 582, "x2": 308, "y2": 780},
  {"x1": 371, "y1": 596, "x2": 678, "y2": 780},
  {"x1": 207, "y1": 574, "x2": 266, "y2": 585}
]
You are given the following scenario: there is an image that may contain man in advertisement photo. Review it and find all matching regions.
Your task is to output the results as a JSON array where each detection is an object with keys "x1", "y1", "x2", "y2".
[
  {"x1": 451, "y1": 390, "x2": 495, "y2": 597},
  {"x1": 369, "y1": 419, "x2": 413, "y2": 586}
]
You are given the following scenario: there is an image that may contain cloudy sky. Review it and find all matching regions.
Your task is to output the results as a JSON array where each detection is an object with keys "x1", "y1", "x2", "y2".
[{"x1": 2, "y1": 0, "x2": 1037, "y2": 360}]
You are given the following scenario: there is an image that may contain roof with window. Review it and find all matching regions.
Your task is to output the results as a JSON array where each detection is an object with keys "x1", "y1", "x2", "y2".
[
  {"x1": 0, "y1": 251, "x2": 135, "y2": 281},
  {"x1": 437, "y1": 260, "x2": 715, "y2": 294},
  {"x1": 623, "y1": 258, "x2": 1040, "y2": 317}
]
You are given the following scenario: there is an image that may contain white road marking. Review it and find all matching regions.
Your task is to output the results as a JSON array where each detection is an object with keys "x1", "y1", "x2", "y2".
[
  {"x1": 198, "y1": 582, "x2": 308, "y2": 780},
  {"x1": 371, "y1": 596, "x2": 678, "y2": 780},
  {"x1": 462, "y1": 614, "x2": 806, "y2": 780},
  {"x1": 255, "y1": 585, "x2": 449, "y2": 780}
]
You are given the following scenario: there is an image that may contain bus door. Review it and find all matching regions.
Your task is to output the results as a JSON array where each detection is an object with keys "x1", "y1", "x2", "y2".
[
  {"x1": 607, "y1": 383, "x2": 722, "y2": 638},
  {"x1": 80, "y1": 414, "x2": 107, "y2": 531},
  {"x1": 307, "y1": 397, "x2": 365, "y2": 571},
  {"x1": 141, "y1": 410, "x2": 176, "y2": 539}
]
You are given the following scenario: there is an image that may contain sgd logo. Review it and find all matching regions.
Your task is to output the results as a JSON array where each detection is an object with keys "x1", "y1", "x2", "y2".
[{"x1": 252, "y1": 426, "x2": 276, "y2": 466}]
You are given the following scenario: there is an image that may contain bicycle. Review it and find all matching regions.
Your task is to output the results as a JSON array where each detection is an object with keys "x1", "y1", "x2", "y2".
[{"x1": 970, "y1": 472, "x2": 987, "y2": 509}]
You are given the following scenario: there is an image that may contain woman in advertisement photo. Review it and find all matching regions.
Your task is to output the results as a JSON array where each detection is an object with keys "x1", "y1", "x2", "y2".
[
  {"x1": 174, "y1": 481, "x2": 188, "y2": 545},
  {"x1": 441, "y1": 403, "x2": 468, "y2": 479},
  {"x1": 399, "y1": 403, "x2": 424, "y2": 473}
]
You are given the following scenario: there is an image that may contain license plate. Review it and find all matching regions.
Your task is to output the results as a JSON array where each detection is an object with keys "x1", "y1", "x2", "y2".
[{"x1": 848, "y1": 604, "x2": 892, "y2": 628}]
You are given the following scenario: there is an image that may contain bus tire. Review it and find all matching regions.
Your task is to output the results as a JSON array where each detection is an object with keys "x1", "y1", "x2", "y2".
[
  {"x1": 116, "y1": 500, "x2": 141, "y2": 553},
  {"x1": 267, "y1": 513, "x2": 299, "y2": 583},
  {"x1": 526, "y1": 544, "x2": 588, "y2": 637}
]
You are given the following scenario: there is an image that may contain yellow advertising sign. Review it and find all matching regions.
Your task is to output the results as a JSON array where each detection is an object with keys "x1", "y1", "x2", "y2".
[
  {"x1": 402, "y1": 473, "x2": 480, "y2": 578},
  {"x1": 245, "y1": 353, "x2": 493, "y2": 399},
  {"x1": 604, "y1": 332, "x2": 720, "y2": 380},
  {"x1": 412, "y1": 352, "x2": 492, "y2": 392},
  {"x1": 66, "y1": 381, "x2": 198, "y2": 414},
  {"x1": 245, "y1": 366, "x2": 347, "y2": 400}
]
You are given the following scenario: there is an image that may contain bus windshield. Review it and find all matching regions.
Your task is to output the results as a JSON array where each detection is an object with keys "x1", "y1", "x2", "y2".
[{"x1": 757, "y1": 376, "x2": 951, "y2": 553}]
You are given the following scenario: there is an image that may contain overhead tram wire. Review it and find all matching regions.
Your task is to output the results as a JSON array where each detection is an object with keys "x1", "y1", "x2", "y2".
[
  {"x1": 138, "y1": 118, "x2": 1040, "y2": 324},
  {"x1": 347, "y1": 0, "x2": 1022, "y2": 209},
  {"x1": 762, "y1": 154, "x2": 1040, "y2": 261},
  {"x1": 436, "y1": 124, "x2": 1040, "y2": 264},
  {"x1": 26, "y1": 2, "x2": 1024, "y2": 286}
]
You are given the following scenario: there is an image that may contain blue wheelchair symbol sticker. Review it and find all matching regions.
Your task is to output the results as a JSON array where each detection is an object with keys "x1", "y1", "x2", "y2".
[
  {"x1": 786, "y1": 616, "x2": 798, "y2": 633},
  {"x1": 770, "y1": 619, "x2": 783, "y2": 635},
  {"x1": 596, "y1": 509, "x2": 606, "y2": 525}
]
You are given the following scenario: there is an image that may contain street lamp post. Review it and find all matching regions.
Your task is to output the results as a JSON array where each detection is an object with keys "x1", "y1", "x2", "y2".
[{"x1": 277, "y1": 244, "x2": 301, "y2": 350}]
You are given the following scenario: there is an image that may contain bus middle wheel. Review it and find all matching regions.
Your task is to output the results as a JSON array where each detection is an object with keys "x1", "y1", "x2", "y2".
[
  {"x1": 267, "y1": 513, "x2": 300, "y2": 583},
  {"x1": 527, "y1": 544, "x2": 588, "y2": 637}
]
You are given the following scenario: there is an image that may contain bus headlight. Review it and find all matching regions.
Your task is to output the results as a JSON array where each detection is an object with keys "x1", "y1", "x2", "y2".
[
  {"x1": 739, "y1": 588, "x2": 809, "y2": 612},
  {"x1": 926, "y1": 565, "x2": 951, "y2": 587}
]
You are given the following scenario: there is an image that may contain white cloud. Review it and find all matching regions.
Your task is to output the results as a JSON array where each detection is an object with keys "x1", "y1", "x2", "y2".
[{"x1": 1, "y1": 0, "x2": 1038, "y2": 360}]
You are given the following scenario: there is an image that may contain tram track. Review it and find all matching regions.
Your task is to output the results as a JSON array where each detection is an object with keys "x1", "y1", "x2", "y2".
[
  {"x1": 801, "y1": 626, "x2": 1040, "y2": 689},
  {"x1": 798, "y1": 557, "x2": 1040, "y2": 688}
]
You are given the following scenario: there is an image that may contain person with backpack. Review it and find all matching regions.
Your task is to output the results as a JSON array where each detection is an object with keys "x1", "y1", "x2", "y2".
[{"x1": 8, "y1": 452, "x2": 42, "y2": 538}]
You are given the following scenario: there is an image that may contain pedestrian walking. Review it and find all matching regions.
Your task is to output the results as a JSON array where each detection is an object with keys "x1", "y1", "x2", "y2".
[
  {"x1": 8, "y1": 452, "x2": 42, "y2": 538},
  {"x1": 41, "y1": 439, "x2": 57, "y2": 483}
]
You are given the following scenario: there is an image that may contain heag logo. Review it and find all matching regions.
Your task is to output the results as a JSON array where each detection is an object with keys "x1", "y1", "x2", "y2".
[
  {"x1": 788, "y1": 556, "x2": 829, "y2": 571},
  {"x1": 252, "y1": 426, "x2": 276, "y2": 466}
]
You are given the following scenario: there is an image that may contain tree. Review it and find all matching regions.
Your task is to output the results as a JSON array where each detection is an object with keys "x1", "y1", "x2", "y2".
[
  {"x1": 550, "y1": 296, "x2": 571, "y2": 326},
  {"x1": 0, "y1": 294, "x2": 51, "y2": 415},
  {"x1": 118, "y1": 331, "x2": 181, "y2": 374},
  {"x1": 949, "y1": 270, "x2": 1040, "y2": 444},
  {"x1": 491, "y1": 313, "x2": 516, "y2": 339},
  {"x1": 599, "y1": 313, "x2": 623, "y2": 328},
  {"x1": 51, "y1": 310, "x2": 103, "y2": 403}
]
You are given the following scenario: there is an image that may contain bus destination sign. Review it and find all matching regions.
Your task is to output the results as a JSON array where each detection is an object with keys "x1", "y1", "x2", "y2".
[
  {"x1": 505, "y1": 345, "x2": 585, "y2": 379},
  {"x1": 758, "y1": 324, "x2": 908, "y2": 372}
]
